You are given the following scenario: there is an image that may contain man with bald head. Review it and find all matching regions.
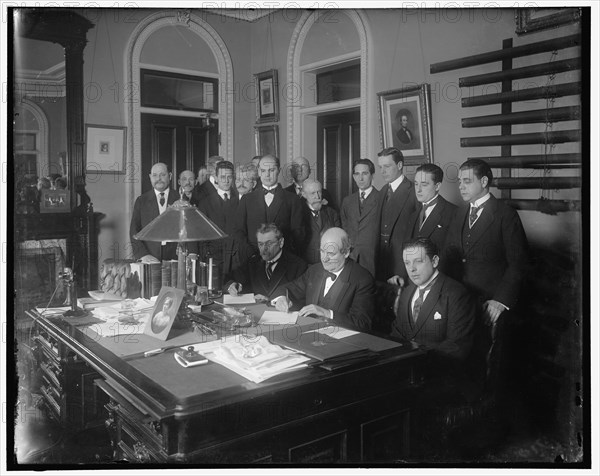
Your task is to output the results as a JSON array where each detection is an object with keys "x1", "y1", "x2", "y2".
[
  {"x1": 178, "y1": 169, "x2": 197, "y2": 204},
  {"x1": 130, "y1": 162, "x2": 178, "y2": 262},
  {"x1": 300, "y1": 178, "x2": 341, "y2": 264},
  {"x1": 285, "y1": 156, "x2": 335, "y2": 209},
  {"x1": 272, "y1": 227, "x2": 375, "y2": 331}
]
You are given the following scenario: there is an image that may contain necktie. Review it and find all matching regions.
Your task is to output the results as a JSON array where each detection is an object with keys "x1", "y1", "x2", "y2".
[
  {"x1": 359, "y1": 191, "x2": 366, "y2": 214},
  {"x1": 159, "y1": 192, "x2": 165, "y2": 207},
  {"x1": 311, "y1": 210, "x2": 319, "y2": 219},
  {"x1": 419, "y1": 199, "x2": 437, "y2": 227},
  {"x1": 384, "y1": 186, "x2": 393, "y2": 204},
  {"x1": 266, "y1": 260, "x2": 277, "y2": 280},
  {"x1": 223, "y1": 192, "x2": 229, "y2": 202},
  {"x1": 412, "y1": 281, "x2": 435, "y2": 323},
  {"x1": 469, "y1": 204, "x2": 482, "y2": 228}
]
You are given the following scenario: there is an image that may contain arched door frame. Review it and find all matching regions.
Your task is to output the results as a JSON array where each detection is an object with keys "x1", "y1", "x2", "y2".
[
  {"x1": 287, "y1": 9, "x2": 373, "y2": 163},
  {"x1": 124, "y1": 10, "x2": 234, "y2": 210}
]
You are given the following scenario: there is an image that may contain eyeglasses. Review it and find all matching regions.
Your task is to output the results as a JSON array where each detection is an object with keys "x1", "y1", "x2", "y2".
[{"x1": 258, "y1": 240, "x2": 279, "y2": 249}]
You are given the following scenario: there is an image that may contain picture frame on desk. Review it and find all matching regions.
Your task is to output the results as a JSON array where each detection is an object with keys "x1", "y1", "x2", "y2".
[
  {"x1": 377, "y1": 83, "x2": 433, "y2": 166},
  {"x1": 144, "y1": 286, "x2": 185, "y2": 341},
  {"x1": 85, "y1": 124, "x2": 126, "y2": 175}
]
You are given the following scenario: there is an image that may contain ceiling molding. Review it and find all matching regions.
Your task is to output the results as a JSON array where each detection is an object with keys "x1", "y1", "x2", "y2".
[{"x1": 200, "y1": 9, "x2": 276, "y2": 22}]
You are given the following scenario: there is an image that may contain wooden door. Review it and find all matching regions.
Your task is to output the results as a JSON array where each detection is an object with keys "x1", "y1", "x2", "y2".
[
  {"x1": 316, "y1": 109, "x2": 360, "y2": 208},
  {"x1": 140, "y1": 114, "x2": 218, "y2": 193}
]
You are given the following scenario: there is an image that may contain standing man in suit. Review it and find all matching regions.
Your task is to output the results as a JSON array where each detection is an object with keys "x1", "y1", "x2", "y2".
[
  {"x1": 300, "y1": 178, "x2": 341, "y2": 264},
  {"x1": 442, "y1": 159, "x2": 528, "y2": 397},
  {"x1": 130, "y1": 162, "x2": 178, "y2": 262},
  {"x1": 376, "y1": 147, "x2": 419, "y2": 285},
  {"x1": 235, "y1": 163, "x2": 259, "y2": 196},
  {"x1": 178, "y1": 169, "x2": 197, "y2": 205},
  {"x1": 391, "y1": 238, "x2": 475, "y2": 364},
  {"x1": 226, "y1": 223, "x2": 307, "y2": 301},
  {"x1": 285, "y1": 156, "x2": 335, "y2": 209},
  {"x1": 193, "y1": 155, "x2": 224, "y2": 203},
  {"x1": 235, "y1": 154, "x2": 305, "y2": 261},
  {"x1": 340, "y1": 158, "x2": 380, "y2": 277},
  {"x1": 408, "y1": 163, "x2": 456, "y2": 252},
  {"x1": 272, "y1": 227, "x2": 375, "y2": 331},
  {"x1": 198, "y1": 161, "x2": 239, "y2": 280}
]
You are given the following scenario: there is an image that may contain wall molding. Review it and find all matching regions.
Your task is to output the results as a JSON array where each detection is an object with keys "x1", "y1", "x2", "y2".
[
  {"x1": 124, "y1": 10, "x2": 234, "y2": 212},
  {"x1": 287, "y1": 10, "x2": 373, "y2": 164}
]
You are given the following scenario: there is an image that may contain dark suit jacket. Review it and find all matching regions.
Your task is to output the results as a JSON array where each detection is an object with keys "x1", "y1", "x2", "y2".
[
  {"x1": 274, "y1": 259, "x2": 375, "y2": 331},
  {"x1": 301, "y1": 204, "x2": 341, "y2": 264},
  {"x1": 408, "y1": 195, "x2": 457, "y2": 253},
  {"x1": 235, "y1": 184, "x2": 305, "y2": 260},
  {"x1": 197, "y1": 186, "x2": 240, "y2": 277},
  {"x1": 441, "y1": 194, "x2": 528, "y2": 309},
  {"x1": 340, "y1": 188, "x2": 380, "y2": 277},
  {"x1": 192, "y1": 179, "x2": 216, "y2": 204},
  {"x1": 396, "y1": 127, "x2": 413, "y2": 145},
  {"x1": 130, "y1": 188, "x2": 178, "y2": 260},
  {"x1": 227, "y1": 249, "x2": 307, "y2": 299},
  {"x1": 285, "y1": 183, "x2": 336, "y2": 210},
  {"x1": 376, "y1": 178, "x2": 419, "y2": 281},
  {"x1": 391, "y1": 272, "x2": 475, "y2": 362}
]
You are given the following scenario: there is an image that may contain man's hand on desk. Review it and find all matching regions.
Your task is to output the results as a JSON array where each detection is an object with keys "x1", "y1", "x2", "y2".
[
  {"x1": 272, "y1": 295, "x2": 293, "y2": 312},
  {"x1": 254, "y1": 294, "x2": 269, "y2": 303},
  {"x1": 298, "y1": 304, "x2": 332, "y2": 320},
  {"x1": 228, "y1": 282, "x2": 243, "y2": 296},
  {"x1": 140, "y1": 254, "x2": 160, "y2": 264}
]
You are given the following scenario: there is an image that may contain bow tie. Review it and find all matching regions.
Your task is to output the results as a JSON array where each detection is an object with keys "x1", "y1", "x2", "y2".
[
  {"x1": 325, "y1": 271, "x2": 337, "y2": 282},
  {"x1": 263, "y1": 188, "x2": 275, "y2": 195}
]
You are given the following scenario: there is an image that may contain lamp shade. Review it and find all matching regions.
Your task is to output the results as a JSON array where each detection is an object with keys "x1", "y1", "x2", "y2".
[{"x1": 133, "y1": 199, "x2": 227, "y2": 242}]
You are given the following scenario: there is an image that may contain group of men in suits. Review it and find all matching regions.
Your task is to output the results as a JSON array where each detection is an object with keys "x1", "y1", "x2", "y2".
[{"x1": 129, "y1": 150, "x2": 528, "y2": 389}]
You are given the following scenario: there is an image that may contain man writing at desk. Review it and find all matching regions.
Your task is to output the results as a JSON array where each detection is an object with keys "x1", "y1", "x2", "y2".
[{"x1": 271, "y1": 227, "x2": 375, "y2": 332}]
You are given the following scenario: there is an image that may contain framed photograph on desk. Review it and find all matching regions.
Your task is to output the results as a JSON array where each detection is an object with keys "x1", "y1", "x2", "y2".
[{"x1": 144, "y1": 286, "x2": 184, "y2": 340}]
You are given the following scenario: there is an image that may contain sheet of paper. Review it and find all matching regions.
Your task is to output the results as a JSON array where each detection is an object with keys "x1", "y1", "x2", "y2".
[
  {"x1": 315, "y1": 326, "x2": 360, "y2": 339},
  {"x1": 223, "y1": 293, "x2": 256, "y2": 305},
  {"x1": 258, "y1": 310, "x2": 299, "y2": 325}
]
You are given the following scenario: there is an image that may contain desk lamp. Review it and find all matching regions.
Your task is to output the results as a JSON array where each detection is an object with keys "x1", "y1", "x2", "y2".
[{"x1": 133, "y1": 200, "x2": 227, "y2": 292}]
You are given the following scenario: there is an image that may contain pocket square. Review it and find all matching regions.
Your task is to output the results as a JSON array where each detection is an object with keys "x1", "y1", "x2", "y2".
[
  {"x1": 434, "y1": 311, "x2": 443, "y2": 320},
  {"x1": 436, "y1": 224, "x2": 442, "y2": 228}
]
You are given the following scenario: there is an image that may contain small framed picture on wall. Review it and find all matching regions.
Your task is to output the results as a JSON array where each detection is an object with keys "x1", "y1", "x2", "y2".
[{"x1": 254, "y1": 69, "x2": 279, "y2": 123}]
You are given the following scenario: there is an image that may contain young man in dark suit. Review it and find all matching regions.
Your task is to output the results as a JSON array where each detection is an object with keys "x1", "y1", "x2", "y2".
[
  {"x1": 376, "y1": 147, "x2": 419, "y2": 285},
  {"x1": 300, "y1": 178, "x2": 341, "y2": 264},
  {"x1": 442, "y1": 159, "x2": 529, "y2": 398},
  {"x1": 408, "y1": 163, "x2": 456, "y2": 253},
  {"x1": 272, "y1": 227, "x2": 375, "y2": 332},
  {"x1": 340, "y1": 158, "x2": 380, "y2": 277},
  {"x1": 391, "y1": 238, "x2": 475, "y2": 364},
  {"x1": 197, "y1": 161, "x2": 239, "y2": 279},
  {"x1": 235, "y1": 154, "x2": 305, "y2": 261},
  {"x1": 129, "y1": 162, "x2": 178, "y2": 262},
  {"x1": 226, "y1": 223, "x2": 307, "y2": 301}
]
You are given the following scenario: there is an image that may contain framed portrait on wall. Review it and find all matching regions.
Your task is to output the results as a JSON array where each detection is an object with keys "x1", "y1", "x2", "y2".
[
  {"x1": 255, "y1": 69, "x2": 279, "y2": 123},
  {"x1": 254, "y1": 124, "x2": 279, "y2": 158},
  {"x1": 377, "y1": 83, "x2": 433, "y2": 166},
  {"x1": 516, "y1": 8, "x2": 581, "y2": 35},
  {"x1": 85, "y1": 124, "x2": 127, "y2": 174}
]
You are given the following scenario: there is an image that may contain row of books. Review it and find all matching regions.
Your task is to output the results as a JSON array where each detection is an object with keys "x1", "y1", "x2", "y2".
[{"x1": 129, "y1": 260, "x2": 179, "y2": 299}]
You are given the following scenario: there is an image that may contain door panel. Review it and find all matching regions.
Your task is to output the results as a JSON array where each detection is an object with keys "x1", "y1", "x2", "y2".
[
  {"x1": 141, "y1": 114, "x2": 218, "y2": 194},
  {"x1": 316, "y1": 109, "x2": 360, "y2": 208}
]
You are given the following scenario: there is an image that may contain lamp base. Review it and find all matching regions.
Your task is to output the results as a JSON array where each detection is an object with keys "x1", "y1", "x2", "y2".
[{"x1": 64, "y1": 308, "x2": 88, "y2": 318}]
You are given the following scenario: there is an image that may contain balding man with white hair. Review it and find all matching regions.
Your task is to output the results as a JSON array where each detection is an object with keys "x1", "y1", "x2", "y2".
[
  {"x1": 272, "y1": 227, "x2": 375, "y2": 331},
  {"x1": 130, "y1": 162, "x2": 178, "y2": 262},
  {"x1": 300, "y1": 178, "x2": 340, "y2": 264}
]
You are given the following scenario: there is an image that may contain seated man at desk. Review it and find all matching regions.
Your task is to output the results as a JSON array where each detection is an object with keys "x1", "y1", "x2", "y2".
[
  {"x1": 391, "y1": 237, "x2": 475, "y2": 366},
  {"x1": 271, "y1": 227, "x2": 375, "y2": 331},
  {"x1": 226, "y1": 223, "x2": 307, "y2": 301}
]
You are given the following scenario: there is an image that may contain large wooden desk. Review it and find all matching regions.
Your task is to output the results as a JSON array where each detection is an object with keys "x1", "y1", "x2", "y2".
[{"x1": 27, "y1": 307, "x2": 426, "y2": 464}]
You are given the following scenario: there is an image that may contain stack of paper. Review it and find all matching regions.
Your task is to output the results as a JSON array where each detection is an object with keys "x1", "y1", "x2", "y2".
[
  {"x1": 185, "y1": 335, "x2": 310, "y2": 383},
  {"x1": 87, "y1": 298, "x2": 155, "y2": 337}
]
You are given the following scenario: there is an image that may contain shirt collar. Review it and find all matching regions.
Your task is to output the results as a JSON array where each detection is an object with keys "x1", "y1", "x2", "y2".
[
  {"x1": 418, "y1": 270, "x2": 439, "y2": 291},
  {"x1": 422, "y1": 194, "x2": 439, "y2": 206},
  {"x1": 359, "y1": 186, "x2": 373, "y2": 198},
  {"x1": 389, "y1": 174, "x2": 405, "y2": 192},
  {"x1": 154, "y1": 188, "x2": 169, "y2": 198},
  {"x1": 217, "y1": 188, "x2": 230, "y2": 199},
  {"x1": 471, "y1": 192, "x2": 491, "y2": 209},
  {"x1": 263, "y1": 183, "x2": 279, "y2": 191},
  {"x1": 268, "y1": 250, "x2": 283, "y2": 264}
]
